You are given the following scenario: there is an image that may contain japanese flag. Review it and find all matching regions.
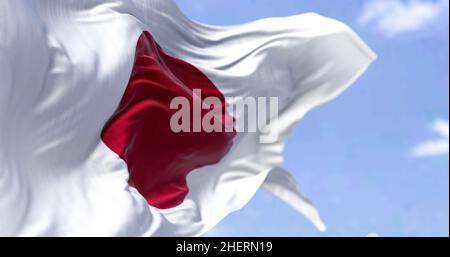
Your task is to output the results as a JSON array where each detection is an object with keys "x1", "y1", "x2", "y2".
[{"x1": 0, "y1": 0, "x2": 375, "y2": 236}]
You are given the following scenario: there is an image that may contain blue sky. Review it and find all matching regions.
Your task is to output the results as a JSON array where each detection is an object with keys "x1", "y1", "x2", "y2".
[{"x1": 175, "y1": 0, "x2": 449, "y2": 237}]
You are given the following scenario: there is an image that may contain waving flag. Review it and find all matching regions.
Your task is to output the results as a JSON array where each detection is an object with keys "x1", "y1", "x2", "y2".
[{"x1": 0, "y1": 0, "x2": 375, "y2": 236}]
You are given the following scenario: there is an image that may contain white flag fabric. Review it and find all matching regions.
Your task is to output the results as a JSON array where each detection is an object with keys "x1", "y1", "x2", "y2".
[{"x1": 0, "y1": 0, "x2": 375, "y2": 236}]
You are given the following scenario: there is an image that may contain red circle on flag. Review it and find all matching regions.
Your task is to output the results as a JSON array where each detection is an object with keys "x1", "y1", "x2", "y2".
[{"x1": 102, "y1": 31, "x2": 236, "y2": 209}]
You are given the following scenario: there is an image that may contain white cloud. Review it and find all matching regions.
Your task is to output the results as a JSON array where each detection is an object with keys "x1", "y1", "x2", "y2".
[
  {"x1": 359, "y1": 0, "x2": 449, "y2": 37},
  {"x1": 412, "y1": 119, "x2": 449, "y2": 157},
  {"x1": 366, "y1": 233, "x2": 380, "y2": 237}
]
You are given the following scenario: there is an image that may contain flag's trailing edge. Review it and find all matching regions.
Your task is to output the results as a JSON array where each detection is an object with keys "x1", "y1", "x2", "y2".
[{"x1": 0, "y1": 0, "x2": 376, "y2": 236}]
